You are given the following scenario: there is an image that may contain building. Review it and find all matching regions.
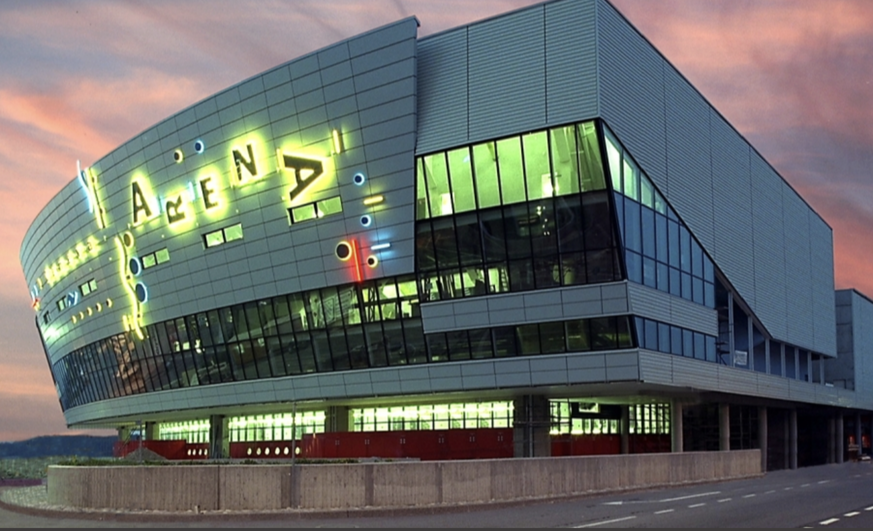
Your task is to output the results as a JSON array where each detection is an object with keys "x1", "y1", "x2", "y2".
[{"x1": 20, "y1": 0, "x2": 873, "y2": 468}]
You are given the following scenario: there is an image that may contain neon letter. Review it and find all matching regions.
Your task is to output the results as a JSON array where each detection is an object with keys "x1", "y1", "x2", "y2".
[
  {"x1": 132, "y1": 181, "x2": 153, "y2": 225},
  {"x1": 199, "y1": 176, "x2": 219, "y2": 209},
  {"x1": 166, "y1": 195, "x2": 186, "y2": 224},
  {"x1": 283, "y1": 154, "x2": 324, "y2": 202},
  {"x1": 232, "y1": 143, "x2": 258, "y2": 184}
]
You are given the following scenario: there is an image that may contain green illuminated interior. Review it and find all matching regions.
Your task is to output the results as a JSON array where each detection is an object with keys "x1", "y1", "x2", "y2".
[
  {"x1": 416, "y1": 121, "x2": 604, "y2": 220},
  {"x1": 352, "y1": 401, "x2": 514, "y2": 432}
]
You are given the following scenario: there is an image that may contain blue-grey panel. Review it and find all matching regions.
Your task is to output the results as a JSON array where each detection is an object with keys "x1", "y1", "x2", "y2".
[
  {"x1": 709, "y1": 111, "x2": 755, "y2": 309},
  {"x1": 781, "y1": 181, "x2": 814, "y2": 349},
  {"x1": 597, "y1": 0, "x2": 667, "y2": 192},
  {"x1": 468, "y1": 6, "x2": 546, "y2": 142},
  {"x1": 810, "y1": 217, "x2": 836, "y2": 356},
  {"x1": 749, "y1": 152, "x2": 787, "y2": 340},
  {"x1": 544, "y1": 0, "x2": 598, "y2": 124},
  {"x1": 664, "y1": 67, "x2": 714, "y2": 252},
  {"x1": 627, "y1": 283, "x2": 717, "y2": 336},
  {"x1": 416, "y1": 28, "x2": 468, "y2": 154}
]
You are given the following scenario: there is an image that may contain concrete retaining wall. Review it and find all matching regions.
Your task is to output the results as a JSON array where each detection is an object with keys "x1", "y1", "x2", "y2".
[{"x1": 47, "y1": 450, "x2": 761, "y2": 511}]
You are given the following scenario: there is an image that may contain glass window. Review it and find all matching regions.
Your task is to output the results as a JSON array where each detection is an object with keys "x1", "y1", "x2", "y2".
[
  {"x1": 583, "y1": 192, "x2": 613, "y2": 250},
  {"x1": 683, "y1": 330, "x2": 694, "y2": 358},
  {"x1": 657, "y1": 262, "x2": 669, "y2": 292},
  {"x1": 605, "y1": 131, "x2": 622, "y2": 193},
  {"x1": 623, "y1": 158, "x2": 639, "y2": 201},
  {"x1": 642, "y1": 207, "x2": 655, "y2": 258},
  {"x1": 424, "y1": 152, "x2": 451, "y2": 217},
  {"x1": 403, "y1": 319, "x2": 427, "y2": 364},
  {"x1": 224, "y1": 223, "x2": 243, "y2": 242},
  {"x1": 654, "y1": 190, "x2": 668, "y2": 215},
  {"x1": 626, "y1": 251, "x2": 642, "y2": 284},
  {"x1": 446, "y1": 330, "x2": 471, "y2": 361},
  {"x1": 469, "y1": 328, "x2": 494, "y2": 359},
  {"x1": 291, "y1": 203, "x2": 317, "y2": 223},
  {"x1": 669, "y1": 267, "x2": 681, "y2": 297},
  {"x1": 497, "y1": 137, "x2": 525, "y2": 205},
  {"x1": 518, "y1": 324, "x2": 541, "y2": 356},
  {"x1": 431, "y1": 217, "x2": 459, "y2": 270},
  {"x1": 156, "y1": 248, "x2": 170, "y2": 264},
  {"x1": 480, "y1": 208, "x2": 507, "y2": 263},
  {"x1": 641, "y1": 177, "x2": 654, "y2": 209},
  {"x1": 692, "y1": 241, "x2": 703, "y2": 278},
  {"x1": 416, "y1": 158, "x2": 429, "y2": 220},
  {"x1": 692, "y1": 277, "x2": 704, "y2": 305},
  {"x1": 472, "y1": 141, "x2": 500, "y2": 209},
  {"x1": 671, "y1": 326, "x2": 683, "y2": 356},
  {"x1": 427, "y1": 333, "x2": 448, "y2": 363},
  {"x1": 655, "y1": 214, "x2": 668, "y2": 263},
  {"x1": 578, "y1": 122, "x2": 606, "y2": 191},
  {"x1": 658, "y1": 323, "x2": 671, "y2": 353},
  {"x1": 540, "y1": 322, "x2": 565, "y2": 354},
  {"x1": 454, "y1": 213, "x2": 484, "y2": 267},
  {"x1": 317, "y1": 196, "x2": 343, "y2": 217},
  {"x1": 681, "y1": 272, "x2": 692, "y2": 300},
  {"x1": 591, "y1": 317, "x2": 617, "y2": 350},
  {"x1": 550, "y1": 125, "x2": 580, "y2": 196},
  {"x1": 523, "y1": 131, "x2": 551, "y2": 201},
  {"x1": 493, "y1": 327, "x2": 518, "y2": 357},
  {"x1": 668, "y1": 220, "x2": 679, "y2": 267},
  {"x1": 204, "y1": 230, "x2": 224, "y2": 248},
  {"x1": 706, "y1": 336, "x2": 717, "y2": 362},
  {"x1": 447, "y1": 146, "x2": 476, "y2": 213},
  {"x1": 643, "y1": 257, "x2": 656, "y2": 289},
  {"x1": 694, "y1": 332, "x2": 706, "y2": 361},
  {"x1": 504, "y1": 204, "x2": 533, "y2": 259},
  {"x1": 624, "y1": 197, "x2": 641, "y2": 253},
  {"x1": 679, "y1": 225, "x2": 691, "y2": 272},
  {"x1": 644, "y1": 319, "x2": 658, "y2": 351}
]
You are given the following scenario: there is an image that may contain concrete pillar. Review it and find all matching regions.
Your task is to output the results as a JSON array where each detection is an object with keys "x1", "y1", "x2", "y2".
[
  {"x1": 620, "y1": 405, "x2": 631, "y2": 455},
  {"x1": 789, "y1": 409, "x2": 798, "y2": 469},
  {"x1": 208, "y1": 414, "x2": 229, "y2": 460},
  {"x1": 671, "y1": 400, "x2": 684, "y2": 453},
  {"x1": 784, "y1": 412, "x2": 791, "y2": 470},
  {"x1": 827, "y1": 418, "x2": 836, "y2": 464},
  {"x1": 719, "y1": 404, "x2": 731, "y2": 451},
  {"x1": 758, "y1": 407, "x2": 768, "y2": 472},
  {"x1": 326, "y1": 406, "x2": 350, "y2": 433},
  {"x1": 513, "y1": 395, "x2": 551, "y2": 458},
  {"x1": 836, "y1": 414, "x2": 845, "y2": 464},
  {"x1": 144, "y1": 422, "x2": 157, "y2": 440}
]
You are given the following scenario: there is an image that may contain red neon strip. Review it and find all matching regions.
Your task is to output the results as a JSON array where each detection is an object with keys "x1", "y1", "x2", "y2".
[{"x1": 351, "y1": 239, "x2": 363, "y2": 283}]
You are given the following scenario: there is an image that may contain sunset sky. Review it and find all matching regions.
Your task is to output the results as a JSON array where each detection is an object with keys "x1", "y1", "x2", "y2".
[{"x1": 2, "y1": 0, "x2": 872, "y2": 442}]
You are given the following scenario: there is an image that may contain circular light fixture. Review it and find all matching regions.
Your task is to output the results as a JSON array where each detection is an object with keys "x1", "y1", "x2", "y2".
[
  {"x1": 194, "y1": 140, "x2": 205, "y2": 154},
  {"x1": 135, "y1": 283, "x2": 148, "y2": 303},
  {"x1": 353, "y1": 172, "x2": 366, "y2": 186},
  {"x1": 360, "y1": 215, "x2": 372, "y2": 227},
  {"x1": 121, "y1": 231, "x2": 135, "y2": 248},
  {"x1": 129, "y1": 257, "x2": 142, "y2": 277},
  {"x1": 335, "y1": 241, "x2": 353, "y2": 261},
  {"x1": 173, "y1": 149, "x2": 184, "y2": 163},
  {"x1": 367, "y1": 255, "x2": 379, "y2": 268}
]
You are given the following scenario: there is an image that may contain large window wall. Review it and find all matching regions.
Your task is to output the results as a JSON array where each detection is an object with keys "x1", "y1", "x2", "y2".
[
  {"x1": 415, "y1": 121, "x2": 621, "y2": 301},
  {"x1": 604, "y1": 128, "x2": 714, "y2": 308}
]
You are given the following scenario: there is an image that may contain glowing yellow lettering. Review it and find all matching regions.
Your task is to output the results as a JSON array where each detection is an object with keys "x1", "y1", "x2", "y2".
[
  {"x1": 132, "y1": 181, "x2": 153, "y2": 225},
  {"x1": 281, "y1": 153, "x2": 324, "y2": 202},
  {"x1": 232, "y1": 143, "x2": 259, "y2": 185},
  {"x1": 165, "y1": 195, "x2": 186, "y2": 224},
  {"x1": 199, "y1": 176, "x2": 219, "y2": 209}
]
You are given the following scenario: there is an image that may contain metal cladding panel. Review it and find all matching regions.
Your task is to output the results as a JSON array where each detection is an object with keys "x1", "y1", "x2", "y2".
[
  {"x1": 709, "y1": 111, "x2": 755, "y2": 309},
  {"x1": 810, "y1": 217, "x2": 836, "y2": 356},
  {"x1": 664, "y1": 68, "x2": 714, "y2": 252},
  {"x1": 749, "y1": 153, "x2": 787, "y2": 340},
  {"x1": 627, "y1": 283, "x2": 717, "y2": 336},
  {"x1": 21, "y1": 18, "x2": 419, "y2": 370},
  {"x1": 468, "y1": 6, "x2": 547, "y2": 142},
  {"x1": 854, "y1": 292, "x2": 873, "y2": 399},
  {"x1": 637, "y1": 350, "x2": 673, "y2": 385},
  {"x1": 597, "y1": 0, "x2": 666, "y2": 193},
  {"x1": 781, "y1": 181, "x2": 815, "y2": 350},
  {"x1": 413, "y1": 28, "x2": 468, "y2": 154},
  {"x1": 544, "y1": 0, "x2": 599, "y2": 124}
]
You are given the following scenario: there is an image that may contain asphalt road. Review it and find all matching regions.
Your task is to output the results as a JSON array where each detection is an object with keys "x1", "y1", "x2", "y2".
[{"x1": 2, "y1": 461, "x2": 872, "y2": 528}]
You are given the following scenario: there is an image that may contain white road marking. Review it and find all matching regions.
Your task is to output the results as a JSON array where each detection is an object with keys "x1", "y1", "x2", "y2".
[
  {"x1": 718, "y1": 498, "x2": 732, "y2": 503},
  {"x1": 603, "y1": 491, "x2": 720, "y2": 506},
  {"x1": 765, "y1": 490, "x2": 775, "y2": 495},
  {"x1": 742, "y1": 494, "x2": 757, "y2": 499},
  {"x1": 855, "y1": 475, "x2": 862, "y2": 478},
  {"x1": 845, "y1": 512, "x2": 860, "y2": 518},
  {"x1": 818, "y1": 480, "x2": 831, "y2": 485},
  {"x1": 820, "y1": 518, "x2": 840, "y2": 526},
  {"x1": 688, "y1": 503, "x2": 706, "y2": 508},
  {"x1": 784, "y1": 487, "x2": 794, "y2": 491},
  {"x1": 801, "y1": 484, "x2": 811, "y2": 488},
  {"x1": 655, "y1": 509, "x2": 674, "y2": 515},
  {"x1": 659, "y1": 492, "x2": 721, "y2": 503},
  {"x1": 865, "y1": 506, "x2": 873, "y2": 512},
  {"x1": 574, "y1": 516, "x2": 637, "y2": 528}
]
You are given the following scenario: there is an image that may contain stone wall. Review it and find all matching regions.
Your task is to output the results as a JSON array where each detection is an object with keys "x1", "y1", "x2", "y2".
[{"x1": 47, "y1": 450, "x2": 761, "y2": 511}]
